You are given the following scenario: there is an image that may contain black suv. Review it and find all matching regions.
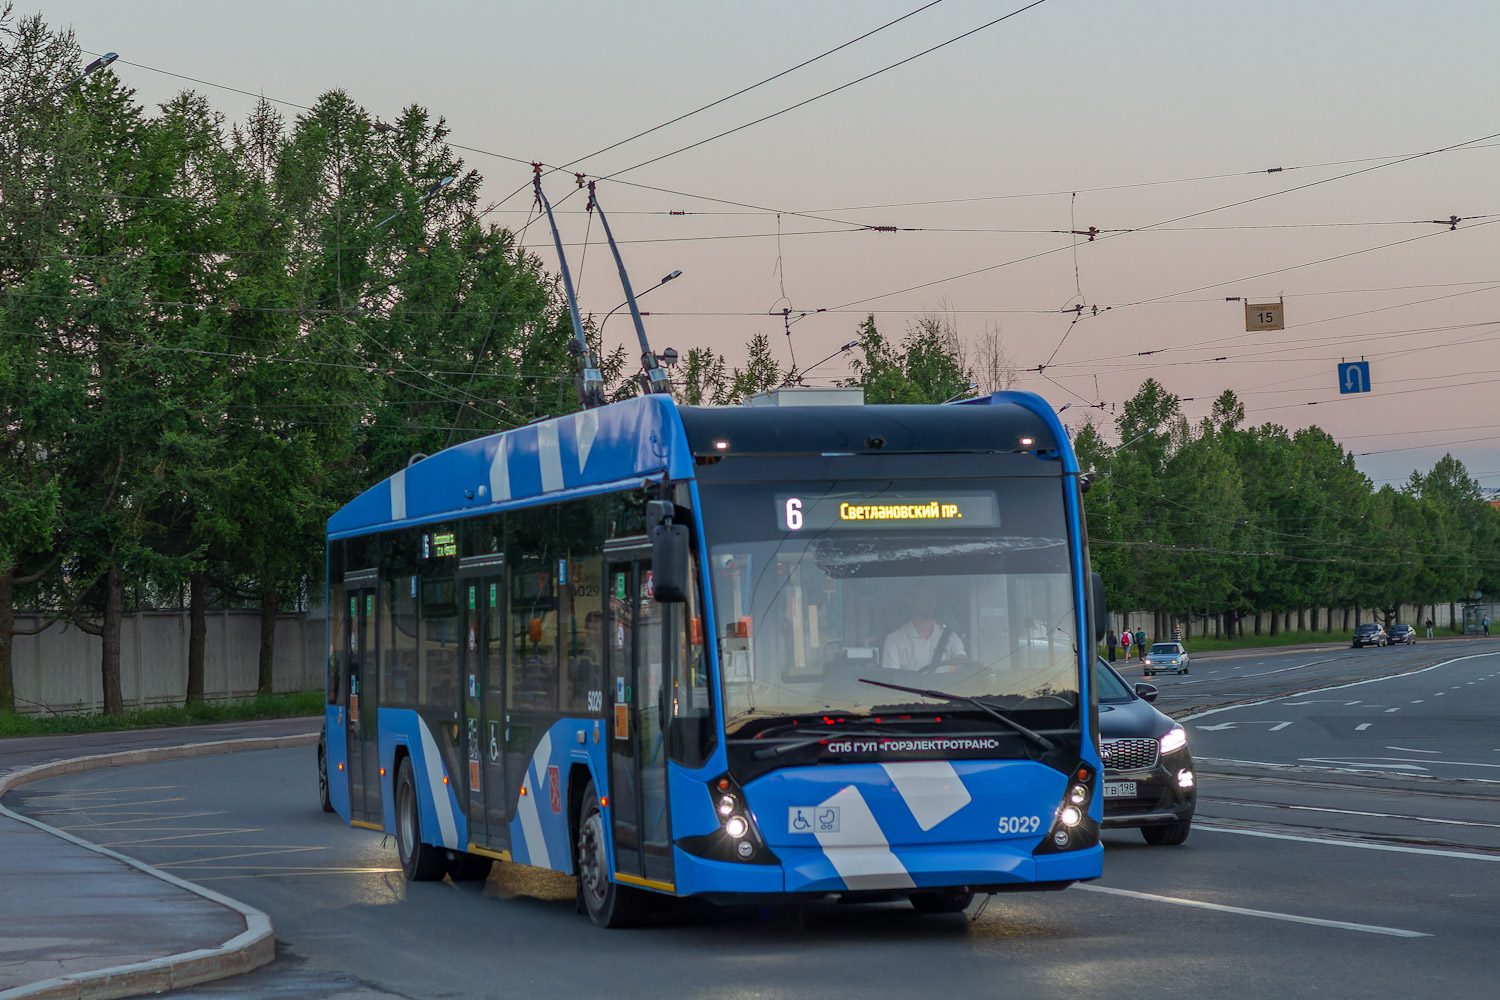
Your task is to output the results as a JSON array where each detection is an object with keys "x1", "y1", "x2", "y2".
[
  {"x1": 1388, "y1": 624, "x2": 1417, "y2": 645},
  {"x1": 1096, "y1": 658, "x2": 1196, "y2": 845},
  {"x1": 1351, "y1": 623, "x2": 1388, "y2": 648}
]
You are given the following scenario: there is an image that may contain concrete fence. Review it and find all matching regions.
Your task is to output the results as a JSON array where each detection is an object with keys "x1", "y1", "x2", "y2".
[
  {"x1": 1110, "y1": 602, "x2": 1500, "y2": 641},
  {"x1": 10, "y1": 609, "x2": 326, "y2": 715}
]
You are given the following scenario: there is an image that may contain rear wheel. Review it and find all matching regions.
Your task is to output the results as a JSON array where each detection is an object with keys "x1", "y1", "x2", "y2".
[
  {"x1": 317, "y1": 739, "x2": 334, "y2": 814},
  {"x1": 447, "y1": 852, "x2": 494, "y2": 881},
  {"x1": 1141, "y1": 819, "x2": 1192, "y2": 846},
  {"x1": 909, "y1": 888, "x2": 974, "y2": 913},
  {"x1": 396, "y1": 758, "x2": 446, "y2": 881},
  {"x1": 575, "y1": 780, "x2": 648, "y2": 927}
]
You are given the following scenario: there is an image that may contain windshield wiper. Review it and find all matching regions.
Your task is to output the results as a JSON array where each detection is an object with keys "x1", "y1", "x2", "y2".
[{"x1": 858, "y1": 678, "x2": 1056, "y2": 752}]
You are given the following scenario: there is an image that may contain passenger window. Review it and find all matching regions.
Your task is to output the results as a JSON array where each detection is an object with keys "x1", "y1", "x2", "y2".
[{"x1": 509, "y1": 506, "x2": 560, "y2": 712}]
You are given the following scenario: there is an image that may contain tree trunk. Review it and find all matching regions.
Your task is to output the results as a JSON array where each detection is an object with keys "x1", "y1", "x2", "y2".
[
  {"x1": 1297, "y1": 608, "x2": 1306, "y2": 631},
  {"x1": 102, "y1": 566, "x2": 124, "y2": 716},
  {"x1": 0, "y1": 571, "x2": 13, "y2": 714},
  {"x1": 1449, "y1": 602, "x2": 1457, "y2": 632},
  {"x1": 1270, "y1": 612, "x2": 1279, "y2": 636},
  {"x1": 1342, "y1": 606, "x2": 1350, "y2": 631},
  {"x1": 187, "y1": 571, "x2": 206, "y2": 704},
  {"x1": 1254, "y1": 612, "x2": 1262, "y2": 636},
  {"x1": 258, "y1": 583, "x2": 277, "y2": 695},
  {"x1": 1237, "y1": 613, "x2": 1245, "y2": 638}
]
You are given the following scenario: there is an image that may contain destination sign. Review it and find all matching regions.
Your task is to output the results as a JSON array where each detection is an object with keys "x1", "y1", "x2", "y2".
[
  {"x1": 422, "y1": 531, "x2": 457, "y2": 559},
  {"x1": 776, "y1": 491, "x2": 999, "y2": 532}
]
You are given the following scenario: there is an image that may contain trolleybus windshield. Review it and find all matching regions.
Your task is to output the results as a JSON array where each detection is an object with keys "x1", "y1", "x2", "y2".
[{"x1": 700, "y1": 477, "x2": 1081, "y2": 739}]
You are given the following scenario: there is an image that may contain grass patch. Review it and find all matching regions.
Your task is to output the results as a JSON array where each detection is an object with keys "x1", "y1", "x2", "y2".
[{"x1": 0, "y1": 690, "x2": 324, "y2": 738}]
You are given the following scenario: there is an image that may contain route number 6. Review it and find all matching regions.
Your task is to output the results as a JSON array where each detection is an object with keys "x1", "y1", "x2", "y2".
[{"x1": 784, "y1": 497, "x2": 803, "y2": 531}]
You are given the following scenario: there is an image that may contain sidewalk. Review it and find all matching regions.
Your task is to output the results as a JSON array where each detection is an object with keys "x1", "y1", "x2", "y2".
[{"x1": 0, "y1": 718, "x2": 320, "y2": 1000}]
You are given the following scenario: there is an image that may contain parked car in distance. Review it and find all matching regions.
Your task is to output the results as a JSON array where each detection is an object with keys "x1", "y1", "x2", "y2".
[
  {"x1": 1351, "y1": 623, "x2": 1388, "y2": 648},
  {"x1": 1095, "y1": 658, "x2": 1196, "y2": 845},
  {"x1": 1388, "y1": 624, "x2": 1417, "y2": 645},
  {"x1": 1141, "y1": 642, "x2": 1189, "y2": 676}
]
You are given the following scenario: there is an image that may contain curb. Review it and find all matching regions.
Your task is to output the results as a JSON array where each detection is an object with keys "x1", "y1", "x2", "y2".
[{"x1": 0, "y1": 732, "x2": 319, "y2": 1000}]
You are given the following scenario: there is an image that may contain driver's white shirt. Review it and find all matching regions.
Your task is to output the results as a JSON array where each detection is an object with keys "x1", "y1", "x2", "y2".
[{"x1": 882, "y1": 620, "x2": 966, "y2": 671}]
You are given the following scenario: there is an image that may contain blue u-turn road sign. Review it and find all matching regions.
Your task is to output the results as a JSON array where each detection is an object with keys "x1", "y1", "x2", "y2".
[{"x1": 1338, "y1": 361, "x2": 1372, "y2": 394}]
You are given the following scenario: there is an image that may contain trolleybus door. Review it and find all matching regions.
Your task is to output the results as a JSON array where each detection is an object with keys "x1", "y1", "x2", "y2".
[
  {"x1": 345, "y1": 574, "x2": 380, "y2": 825},
  {"x1": 459, "y1": 559, "x2": 509, "y2": 852},
  {"x1": 605, "y1": 554, "x2": 674, "y2": 888}
]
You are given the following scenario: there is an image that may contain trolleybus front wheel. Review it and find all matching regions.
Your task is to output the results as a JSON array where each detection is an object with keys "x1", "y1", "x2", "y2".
[
  {"x1": 908, "y1": 887, "x2": 974, "y2": 913},
  {"x1": 317, "y1": 738, "x2": 334, "y2": 814},
  {"x1": 576, "y1": 780, "x2": 648, "y2": 927},
  {"x1": 396, "y1": 757, "x2": 446, "y2": 881}
]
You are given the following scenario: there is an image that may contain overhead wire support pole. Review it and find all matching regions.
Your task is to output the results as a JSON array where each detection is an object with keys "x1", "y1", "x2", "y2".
[
  {"x1": 534, "y1": 165, "x2": 604, "y2": 408},
  {"x1": 589, "y1": 181, "x2": 670, "y2": 395}
]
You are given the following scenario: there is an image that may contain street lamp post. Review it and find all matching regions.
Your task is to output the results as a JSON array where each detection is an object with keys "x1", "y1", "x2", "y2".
[
  {"x1": 598, "y1": 269, "x2": 682, "y2": 341},
  {"x1": 1113, "y1": 425, "x2": 1157, "y2": 454},
  {"x1": 56, "y1": 52, "x2": 117, "y2": 93},
  {"x1": 375, "y1": 175, "x2": 456, "y2": 231},
  {"x1": 941, "y1": 382, "x2": 981, "y2": 405},
  {"x1": 794, "y1": 339, "x2": 860, "y2": 385}
]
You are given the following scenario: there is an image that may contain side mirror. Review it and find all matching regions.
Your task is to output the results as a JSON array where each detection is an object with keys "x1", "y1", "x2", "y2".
[
  {"x1": 648, "y1": 499, "x2": 690, "y2": 603},
  {"x1": 1134, "y1": 682, "x2": 1158, "y2": 703},
  {"x1": 1091, "y1": 572, "x2": 1107, "y2": 644}
]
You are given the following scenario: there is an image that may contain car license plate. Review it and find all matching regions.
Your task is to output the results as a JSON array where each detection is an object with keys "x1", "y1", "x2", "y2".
[{"x1": 1103, "y1": 781, "x2": 1137, "y2": 798}]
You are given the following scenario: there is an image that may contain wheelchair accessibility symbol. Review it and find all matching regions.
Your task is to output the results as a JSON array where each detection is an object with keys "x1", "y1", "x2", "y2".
[{"x1": 789, "y1": 806, "x2": 839, "y2": 834}]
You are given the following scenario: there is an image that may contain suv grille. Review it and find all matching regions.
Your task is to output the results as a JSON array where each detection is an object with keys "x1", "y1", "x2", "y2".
[{"x1": 1100, "y1": 737, "x2": 1159, "y2": 771}]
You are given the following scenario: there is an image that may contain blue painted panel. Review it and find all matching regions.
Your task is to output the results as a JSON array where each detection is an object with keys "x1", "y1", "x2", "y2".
[
  {"x1": 324, "y1": 707, "x2": 351, "y2": 821},
  {"x1": 329, "y1": 396, "x2": 695, "y2": 538}
]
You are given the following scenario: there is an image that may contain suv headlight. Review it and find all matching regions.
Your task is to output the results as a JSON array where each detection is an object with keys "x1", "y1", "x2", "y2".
[{"x1": 1159, "y1": 725, "x2": 1188, "y2": 755}]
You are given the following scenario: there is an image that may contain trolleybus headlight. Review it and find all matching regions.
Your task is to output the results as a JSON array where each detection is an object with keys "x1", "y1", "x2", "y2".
[
  {"x1": 1068, "y1": 784, "x2": 1089, "y2": 806},
  {"x1": 1052, "y1": 829, "x2": 1070, "y2": 847},
  {"x1": 1159, "y1": 726, "x2": 1188, "y2": 755},
  {"x1": 724, "y1": 816, "x2": 749, "y2": 839},
  {"x1": 718, "y1": 795, "x2": 737, "y2": 816},
  {"x1": 1058, "y1": 805, "x2": 1082, "y2": 827}
]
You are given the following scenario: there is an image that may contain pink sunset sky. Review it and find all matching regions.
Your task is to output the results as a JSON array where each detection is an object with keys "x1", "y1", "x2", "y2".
[{"x1": 37, "y1": 0, "x2": 1500, "y2": 487}]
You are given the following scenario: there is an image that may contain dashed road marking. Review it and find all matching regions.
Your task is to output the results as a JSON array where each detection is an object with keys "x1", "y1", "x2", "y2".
[{"x1": 1077, "y1": 884, "x2": 1431, "y2": 937}]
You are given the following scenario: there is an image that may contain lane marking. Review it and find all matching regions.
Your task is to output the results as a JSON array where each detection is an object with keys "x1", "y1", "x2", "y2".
[
  {"x1": 1411, "y1": 700, "x2": 1424, "y2": 704},
  {"x1": 1387, "y1": 746, "x2": 1440, "y2": 754},
  {"x1": 1196, "y1": 823, "x2": 1500, "y2": 864},
  {"x1": 1181, "y1": 652, "x2": 1500, "y2": 722},
  {"x1": 1224, "y1": 801, "x2": 1500, "y2": 830},
  {"x1": 1356, "y1": 723, "x2": 1372, "y2": 731},
  {"x1": 1076, "y1": 884, "x2": 1430, "y2": 938},
  {"x1": 1385, "y1": 708, "x2": 1400, "y2": 713},
  {"x1": 1196, "y1": 755, "x2": 1500, "y2": 784}
]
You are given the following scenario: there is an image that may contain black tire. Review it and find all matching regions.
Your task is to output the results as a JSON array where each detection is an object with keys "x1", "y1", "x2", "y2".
[
  {"x1": 909, "y1": 888, "x2": 974, "y2": 913},
  {"x1": 447, "y1": 852, "x2": 494, "y2": 881},
  {"x1": 1141, "y1": 819, "x2": 1192, "y2": 846},
  {"x1": 317, "y1": 739, "x2": 334, "y2": 814},
  {"x1": 395, "y1": 757, "x2": 446, "y2": 881},
  {"x1": 575, "y1": 780, "x2": 649, "y2": 927}
]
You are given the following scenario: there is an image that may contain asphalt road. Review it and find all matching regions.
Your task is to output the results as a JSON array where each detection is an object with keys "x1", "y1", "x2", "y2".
[{"x1": 6, "y1": 641, "x2": 1498, "y2": 1000}]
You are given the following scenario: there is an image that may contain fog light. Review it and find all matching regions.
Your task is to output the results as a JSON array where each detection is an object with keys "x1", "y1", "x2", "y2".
[
  {"x1": 718, "y1": 795, "x2": 736, "y2": 816},
  {"x1": 1068, "y1": 784, "x2": 1088, "y2": 806},
  {"x1": 1059, "y1": 805, "x2": 1082, "y2": 827},
  {"x1": 1178, "y1": 769, "x2": 1195, "y2": 789},
  {"x1": 724, "y1": 816, "x2": 749, "y2": 839}
]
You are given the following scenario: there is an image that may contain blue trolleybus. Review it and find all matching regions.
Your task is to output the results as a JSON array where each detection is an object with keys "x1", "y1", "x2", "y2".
[{"x1": 320, "y1": 391, "x2": 1105, "y2": 925}]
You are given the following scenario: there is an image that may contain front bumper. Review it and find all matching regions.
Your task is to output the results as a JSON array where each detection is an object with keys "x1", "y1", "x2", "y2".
[{"x1": 1100, "y1": 758, "x2": 1196, "y2": 829}]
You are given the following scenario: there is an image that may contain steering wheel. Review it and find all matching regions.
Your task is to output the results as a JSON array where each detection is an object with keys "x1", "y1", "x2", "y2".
[{"x1": 915, "y1": 658, "x2": 970, "y2": 676}]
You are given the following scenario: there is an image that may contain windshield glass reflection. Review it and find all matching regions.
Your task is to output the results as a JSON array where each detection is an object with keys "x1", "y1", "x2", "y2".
[{"x1": 702, "y1": 479, "x2": 1079, "y2": 735}]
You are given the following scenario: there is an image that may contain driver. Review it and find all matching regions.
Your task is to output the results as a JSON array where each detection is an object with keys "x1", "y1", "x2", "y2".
[{"x1": 882, "y1": 584, "x2": 966, "y2": 671}]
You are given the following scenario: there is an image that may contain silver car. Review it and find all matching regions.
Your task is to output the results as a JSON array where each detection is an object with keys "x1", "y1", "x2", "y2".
[{"x1": 1142, "y1": 642, "x2": 1189, "y2": 676}]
